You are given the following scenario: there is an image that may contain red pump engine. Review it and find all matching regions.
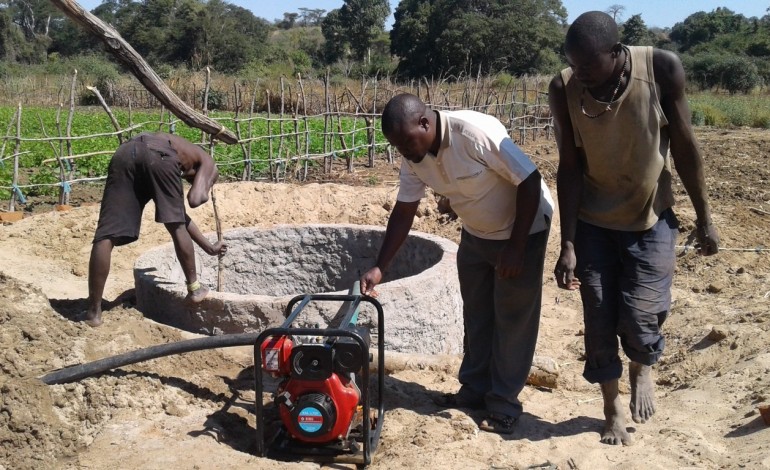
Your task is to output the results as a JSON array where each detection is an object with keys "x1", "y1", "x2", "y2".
[
  {"x1": 255, "y1": 291, "x2": 384, "y2": 466},
  {"x1": 260, "y1": 332, "x2": 367, "y2": 443}
]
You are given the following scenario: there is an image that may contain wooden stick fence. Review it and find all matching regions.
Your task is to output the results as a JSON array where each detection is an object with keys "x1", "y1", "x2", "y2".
[{"x1": 1, "y1": 71, "x2": 554, "y2": 212}]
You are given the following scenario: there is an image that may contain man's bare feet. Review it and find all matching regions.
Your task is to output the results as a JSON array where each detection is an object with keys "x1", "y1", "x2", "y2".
[
  {"x1": 629, "y1": 361, "x2": 656, "y2": 423},
  {"x1": 600, "y1": 380, "x2": 635, "y2": 446},
  {"x1": 186, "y1": 284, "x2": 210, "y2": 303},
  {"x1": 84, "y1": 310, "x2": 103, "y2": 327}
]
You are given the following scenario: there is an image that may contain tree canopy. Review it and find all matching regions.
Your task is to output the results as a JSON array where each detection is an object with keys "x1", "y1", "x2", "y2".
[
  {"x1": 0, "y1": 0, "x2": 768, "y2": 91},
  {"x1": 390, "y1": 0, "x2": 567, "y2": 78},
  {"x1": 321, "y1": 0, "x2": 391, "y2": 63}
]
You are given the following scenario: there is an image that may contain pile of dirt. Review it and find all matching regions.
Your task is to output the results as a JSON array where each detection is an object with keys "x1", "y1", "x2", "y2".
[{"x1": 0, "y1": 128, "x2": 768, "y2": 469}]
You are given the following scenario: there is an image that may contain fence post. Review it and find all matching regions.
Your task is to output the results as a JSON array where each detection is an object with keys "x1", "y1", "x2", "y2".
[
  {"x1": 278, "y1": 76, "x2": 286, "y2": 182},
  {"x1": 297, "y1": 74, "x2": 310, "y2": 181},
  {"x1": 368, "y1": 76, "x2": 378, "y2": 168},
  {"x1": 519, "y1": 79, "x2": 527, "y2": 146},
  {"x1": 323, "y1": 69, "x2": 331, "y2": 173},
  {"x1": 233, "y1": 82, "x2": 251, "y2": 181},
  {"x1": 87, "y1": 85, "x2": 123, "y2": 145},
  {"x1": 36, "y1": 113, "x2": 68, "y2": 206},
  {"x1": 246, "y1": 82, "x2": 256, "y2": 181},
  {"x1": 0, "y1": 105, "x2": 19, "y2": 182},
  {"x1": 63, "y1": 70, "x2": 77, "y2": 205},
  {"x1": 266, "y1": 89, "x2": 275, "y2": 182},
  {"x1": 201, "y1": 67, "x2": 211, "y2": 144},
  {"x1": 9, "y1": 103, "x2": 21, "y2": 212}
]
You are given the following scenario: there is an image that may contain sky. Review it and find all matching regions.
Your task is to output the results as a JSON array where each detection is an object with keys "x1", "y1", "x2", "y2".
[{"x1": 75, "y1": 0, "x2": 768, "y2": 30}]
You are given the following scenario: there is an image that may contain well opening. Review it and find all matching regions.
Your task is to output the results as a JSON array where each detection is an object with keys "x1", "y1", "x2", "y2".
[{"x1": 134, "y1": 224, "x2": 463, "y2": 354}]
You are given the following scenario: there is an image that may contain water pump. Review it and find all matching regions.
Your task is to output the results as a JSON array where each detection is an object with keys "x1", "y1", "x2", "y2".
[{"x1": 255, "y1": 288, "x2": 384, "y2": 466}]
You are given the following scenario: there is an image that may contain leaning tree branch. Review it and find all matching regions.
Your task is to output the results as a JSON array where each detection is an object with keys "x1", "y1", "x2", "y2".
[{"x1": 48, "y1": 0, "x2": 238, "y2": 144}]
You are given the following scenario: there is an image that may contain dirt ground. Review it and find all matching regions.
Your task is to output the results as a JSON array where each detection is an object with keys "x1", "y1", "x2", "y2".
[{"x1": 0, "y1": 127, "x2": 769, "y2": 470}]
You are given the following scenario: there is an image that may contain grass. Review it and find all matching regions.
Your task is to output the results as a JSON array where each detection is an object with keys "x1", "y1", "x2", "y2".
[{"x1": 688, "y1": 92, "x2": 770, "y2": 129}]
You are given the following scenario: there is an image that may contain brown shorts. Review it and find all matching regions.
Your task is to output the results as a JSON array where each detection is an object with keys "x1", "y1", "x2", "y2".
[{"x1": 93, "y1": 137, "x2": 186, "y2": 246}]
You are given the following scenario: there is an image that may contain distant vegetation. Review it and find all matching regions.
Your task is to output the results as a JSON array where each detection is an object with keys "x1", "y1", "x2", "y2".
[
  {"x1": 1, "y1": 1, "x2": 767, "y2": 92},
  {"x1": 1, "y1": 2, "x2": 770, "y2": 132}
]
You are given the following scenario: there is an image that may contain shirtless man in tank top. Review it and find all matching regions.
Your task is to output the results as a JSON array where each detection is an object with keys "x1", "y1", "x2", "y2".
[{"x1": 549, "y1": 11, "x2": 719, "y2": 446}]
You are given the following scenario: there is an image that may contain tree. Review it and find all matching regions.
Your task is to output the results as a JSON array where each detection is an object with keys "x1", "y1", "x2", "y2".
[
  {"x1": 321, "y1": 8, "x2": 347, "y2": 63},
  {"x1": 192, "y1": 0, "x2": 272, "y2": 73},
  {"x1": 298, "y1": 8, "x2": 326, "y2": 26},
  {"x1": 277, "y1": 12, "x2": 299, "y2": 29},
  {"x1": 620, "y1": 14, "x2": 651, "y2": 46},
  {"x1": 390, "y1": 0, "x2": 567, "y2": 78},
  {"x1": 606, "y1": 4, "x2": 625, "y2": 23},
  {"x1": 389, "y1": 0, "x2": 433, "y2": 76},
  {"x1": 2, "y1": 0, "x2": 63, "y2": 62},
  {"x1": 321, "y1": 0, "x2": 390, "y2": 62},
  {"x1": 670, "y1": 8, "x2": 747, "y2": 51}
]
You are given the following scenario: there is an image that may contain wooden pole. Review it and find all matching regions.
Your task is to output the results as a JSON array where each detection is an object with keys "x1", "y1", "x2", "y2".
[
  {"x1": 201, "y1": 67, "x2": 211, "y2": 144},
  {"x1": 323, "y1": 69, "x2": 330, "y2": 173},
  {"x1": 64, "y1": 70, "x2": 77, "y2": 206},
  {"x1": 87, "y1": 85, "x2": 123, "y2": 145},
  {"x1": 9, "y1": 103, "x2": 21, "y2": 212},
  {"x1": 246, "y1": 83, "x2": 256, "y2": 181},
  {"x1": 297, "y1": 74, "x2": 310, "y2": 181},
  {"x1": 210, "y1": 179, "x2": 223, "y2": 292},
  {"x1": 37, "y1": 114, "x2": 68, "y2": 206},
  {"x1": 233, "y1": 82, "x2": 249, "y2": 181},
  {"x1": 266, "y1": 89, "x2": 274, "y2": 181}
]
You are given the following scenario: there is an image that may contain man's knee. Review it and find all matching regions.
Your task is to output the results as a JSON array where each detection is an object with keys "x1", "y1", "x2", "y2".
[
  {"x1": 620, "y1": 334, "x2": 664, "y2": 366},
  {"x1": 583, "y1": 354, "x2": 623, "y2": 384}
]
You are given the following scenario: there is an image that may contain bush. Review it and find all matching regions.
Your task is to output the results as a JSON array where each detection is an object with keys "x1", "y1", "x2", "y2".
[
  {"x1": 701, "y1": 105, "x2": 727, "y2": 126},
  {"x1": 691, "y1": 107, "x2": 705, "y2": 126},
  {"x1": 751, "y1": 114, "x2": 770, "y2": 129},
  {"x1": 717, "y1": 57, "x2": 762, "y2": 94},
  {"x1": 290, "y1": 50, "x2": 313, "y2": 77},
  {"x1": 199, "y1": 88, "x2": 227, "y2": 111},
  {"x1": 687, "y1": 53, "x2": 763, "y2": 94}
]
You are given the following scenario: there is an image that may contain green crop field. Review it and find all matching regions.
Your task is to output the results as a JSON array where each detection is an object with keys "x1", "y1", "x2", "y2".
[
  {"x1": 0, "y1": 106, "x2": 387, "y2": 200},
  {"x1": 2, "y1": 90, "x2": 768, "y2": 203}
]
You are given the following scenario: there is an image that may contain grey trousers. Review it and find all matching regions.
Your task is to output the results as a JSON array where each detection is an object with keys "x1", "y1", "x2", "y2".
[
  {"x1": 575, "y1": 208, "x2": 678, "y2": 384},
  {"x1": 456, "y1": 223, "x2": 550, "y2": 418}
]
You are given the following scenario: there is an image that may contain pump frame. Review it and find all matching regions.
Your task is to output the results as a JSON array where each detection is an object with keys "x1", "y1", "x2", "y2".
[{"x1": 254, "y1": 293, "x2": 385, "y2": 466}]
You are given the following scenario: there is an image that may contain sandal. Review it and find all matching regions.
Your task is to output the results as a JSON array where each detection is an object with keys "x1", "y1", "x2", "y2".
[
  {"x1": 432, "y1": 392, "x2": 484, "y2": 410},
  {"x1": 479, "y1": 413, "x2": 518, "y2": 434}
]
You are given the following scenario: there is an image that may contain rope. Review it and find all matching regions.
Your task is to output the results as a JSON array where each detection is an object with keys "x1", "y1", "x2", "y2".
[
  {"x1": 213, "y1": 126, "x2": 227, "y2": 140},
  {"x1": 677, "y1": 245, "x2": 770, "y2": 253}
]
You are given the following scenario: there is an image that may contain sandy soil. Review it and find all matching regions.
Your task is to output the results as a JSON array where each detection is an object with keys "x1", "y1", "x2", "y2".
[{"x1": 0, "y1": 128, "x2": 769, "y2": 470}]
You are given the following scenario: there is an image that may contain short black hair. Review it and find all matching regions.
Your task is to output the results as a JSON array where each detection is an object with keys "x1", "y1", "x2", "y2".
[
  {"x1": 381, "y1": 93, "x2": 426, "y2": 136},
  {"x1": 565, "y1": 11, "x2": 619, "y2": 53}
]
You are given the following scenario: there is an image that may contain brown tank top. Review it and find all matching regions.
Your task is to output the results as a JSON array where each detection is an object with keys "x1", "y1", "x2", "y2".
[{"x1": 560, "y1": 46, "x2": 675, "y2": 231}]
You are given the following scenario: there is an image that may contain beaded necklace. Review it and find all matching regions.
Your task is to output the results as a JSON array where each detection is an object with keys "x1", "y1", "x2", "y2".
[{"x1": 580, "y1": 46, "x2": 629, "y2": 119}]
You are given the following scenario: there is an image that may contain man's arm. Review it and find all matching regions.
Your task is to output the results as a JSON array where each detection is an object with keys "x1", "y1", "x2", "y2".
[
  {"x1": 187, "y1": 149, "x2": 218, "y2": 208},
  {"x1": 496, "y1": 170, "x2": 542, "y2": 278},
  {"x1": 654, "y1": 49, "x2": 719, "y2": 255},
  {"x1": 549, "y1": 74, "x2": 584, "y2": 289},
  {"x1": 360, "y1": 200, "x2": 419, "y2": 295},
  {"x1": 186, "y1": 216, "x2": 227, "y2": 256}
]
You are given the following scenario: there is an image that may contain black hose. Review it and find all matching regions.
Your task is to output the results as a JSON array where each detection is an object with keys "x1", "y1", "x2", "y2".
[{"x1": 40, "y1": 332, "x2": 260, "y2": 385}]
